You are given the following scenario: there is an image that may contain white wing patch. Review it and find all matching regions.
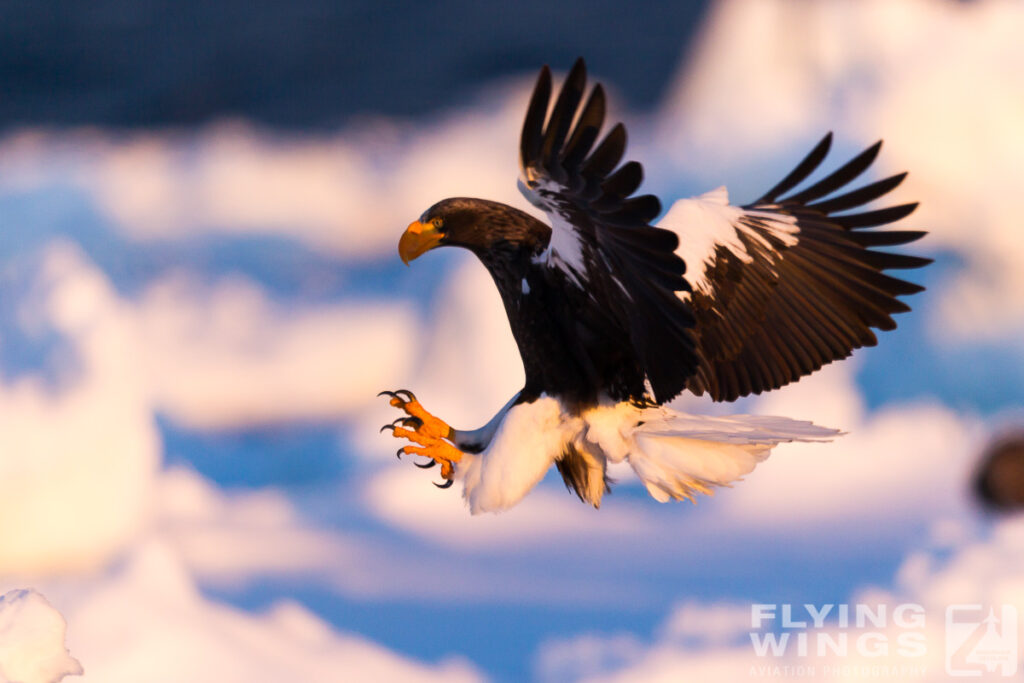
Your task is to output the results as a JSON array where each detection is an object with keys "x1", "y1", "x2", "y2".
[{"x1": 657, "y1": 187, "x2": 799, "y2": 297}]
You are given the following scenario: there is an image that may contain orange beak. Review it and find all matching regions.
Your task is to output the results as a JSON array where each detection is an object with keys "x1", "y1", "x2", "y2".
[{"x1": 398, "y1": 220, "x2": 444, "y2": 265}]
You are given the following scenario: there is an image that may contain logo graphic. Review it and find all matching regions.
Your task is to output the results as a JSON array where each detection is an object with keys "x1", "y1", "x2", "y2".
[{"x1": 945, "y1": 605, "x2": 1018, "y2": 677}]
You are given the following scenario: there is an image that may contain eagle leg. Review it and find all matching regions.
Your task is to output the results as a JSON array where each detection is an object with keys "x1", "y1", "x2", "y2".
[{"x1": 380, "y1": 389, "x2": 462, "y2": 486}]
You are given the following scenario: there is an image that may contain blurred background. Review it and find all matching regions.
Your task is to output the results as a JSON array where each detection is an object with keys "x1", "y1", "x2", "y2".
[{"x1": 1, "y1": 0, "x2": 1022, "y2": 680}]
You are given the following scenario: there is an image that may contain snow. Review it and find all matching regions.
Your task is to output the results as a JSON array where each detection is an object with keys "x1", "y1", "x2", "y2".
[
  {"x1": 56, "y1": 541, "x2": 482, "y2": 683},
  {"x1": 0, "y1": 590, "x2": 82, "y2": 683}
]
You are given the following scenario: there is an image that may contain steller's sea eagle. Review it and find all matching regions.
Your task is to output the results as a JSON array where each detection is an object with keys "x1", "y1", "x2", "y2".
[{"x1": 380, "y1": 59, "x2": 931, "y2": 513}]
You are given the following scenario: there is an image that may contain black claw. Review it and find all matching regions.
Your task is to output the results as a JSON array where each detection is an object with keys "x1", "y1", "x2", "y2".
[
  {"x1": 381, "y1": 417, "x2": 412, "y2": 434},
  {"x1": 400, "y1": 416, "x2": 423, "y2": 430},
  {"x1": 377, "y1": 389, "x2": 415, "y2": 404},
  {"x1": 396, "y1": 447, "x2": 406, "y2": 459},
  {"x1": 414, "y1": 457, "x2": 436, "y2": 469},
  {"x1": 434, "y1": 478, "x2": 454, "y2": 489}
]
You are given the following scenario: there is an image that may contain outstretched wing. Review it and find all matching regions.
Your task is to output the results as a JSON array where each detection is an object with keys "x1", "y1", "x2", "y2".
[
  {"x1": 658, "y1": 133, "x2": 931, "y2": 402},
  {"x1": 518, "y1": 58, "x2": 697, "y2": 403}
]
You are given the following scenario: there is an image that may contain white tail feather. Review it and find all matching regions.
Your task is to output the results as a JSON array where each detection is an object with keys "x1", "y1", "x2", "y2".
[
  {"x1": 582, "y1": 406, "x2": 841, "y2": 504},
  {"x1": 631, "y1": 434, "x2": 771, "y2": 502}
]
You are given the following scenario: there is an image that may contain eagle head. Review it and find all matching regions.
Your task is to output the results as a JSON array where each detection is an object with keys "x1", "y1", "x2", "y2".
[{"x1": 399, "y1": 197, "x2": 549, "y2": 265}]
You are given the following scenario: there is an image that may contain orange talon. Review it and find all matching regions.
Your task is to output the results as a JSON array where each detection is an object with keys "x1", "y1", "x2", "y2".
[
  {"x1": 387, "y1": 396, "x2": 452, "y2": 439},
  {"x1": 380, "y1": 389, "x2": 463, "y2": 487},
  {"x1": 391, "y1": 426, "x2": 435, "y2": 447},
  {"x1": 395, "y1": 439, "x2": 463, "y2": 468}
]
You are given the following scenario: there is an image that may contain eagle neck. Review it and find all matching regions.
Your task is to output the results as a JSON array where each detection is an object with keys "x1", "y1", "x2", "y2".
[{"x1": 473, "y1": 247, "x2": 597, "y2": 408}]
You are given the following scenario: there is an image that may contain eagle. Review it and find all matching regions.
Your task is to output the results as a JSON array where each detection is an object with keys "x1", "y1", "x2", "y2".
[{"x1": 380, "y1": 59, "x2": 930, "y2": 513}]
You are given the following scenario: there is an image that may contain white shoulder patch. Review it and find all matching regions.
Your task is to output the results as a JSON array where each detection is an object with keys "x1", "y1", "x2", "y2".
[
  {"x1": 538, "y1": 210, "x2": 586, "y2": 285},
  {"x1": 521, "y1": 177, "x2": 588, "y2": 287},
  {"x1": 657, "y1": 187, "x2": 799, "y2": 297}
]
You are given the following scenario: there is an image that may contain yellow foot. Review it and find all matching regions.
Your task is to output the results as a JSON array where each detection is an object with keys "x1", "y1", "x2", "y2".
[{"x1": 378, "y1": 389, "x2": 462, "y2": 488}]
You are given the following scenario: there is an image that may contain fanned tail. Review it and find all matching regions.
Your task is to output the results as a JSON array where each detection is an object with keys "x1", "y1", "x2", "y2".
[
  {"x1": 581, "y1": 406, "x2": 841, "y2": 504},
  {"x1": 628, "y1": 412, "x2": 841, "y2": 502}
]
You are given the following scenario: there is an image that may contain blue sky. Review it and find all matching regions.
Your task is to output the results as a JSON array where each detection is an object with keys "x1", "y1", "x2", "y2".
[{"x1": 1, "y1": 1, "x2": 1023, "y2": 681}]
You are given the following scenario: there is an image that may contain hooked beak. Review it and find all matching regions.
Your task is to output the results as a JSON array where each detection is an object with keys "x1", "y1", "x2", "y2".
[{"x1": 398, "y1": 220, "x2": 444, "y2": 265}]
